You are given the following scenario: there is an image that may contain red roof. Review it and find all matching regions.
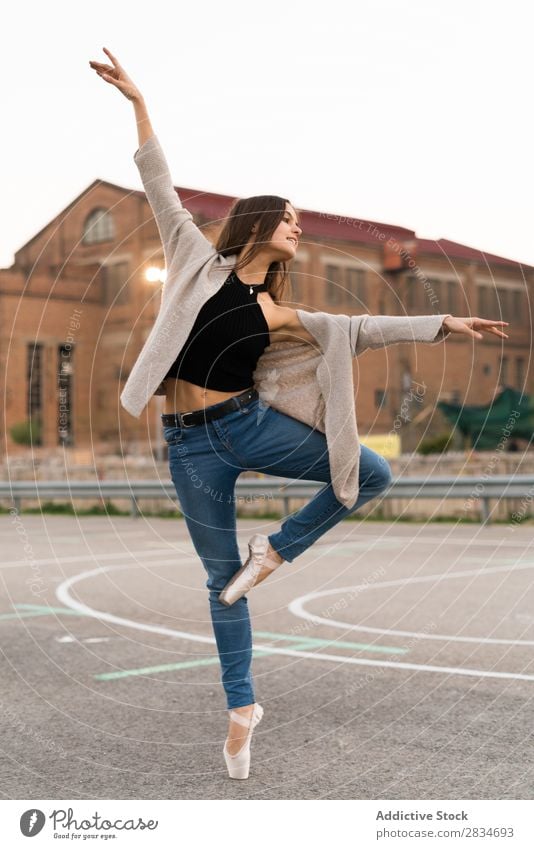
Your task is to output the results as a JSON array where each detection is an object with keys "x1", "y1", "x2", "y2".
[
  {"x1": 11, "y1": 178, "x2": 534, "y2": 274},
  {"x1": 178, "y1": 186, "x2": 532, "y2": 271},
  {"x1": 178, "y1": 186, "x2": 416, "y2": 245},
  {"x1": 417, "y1": 238, "x2": 530, "y2": 270}
]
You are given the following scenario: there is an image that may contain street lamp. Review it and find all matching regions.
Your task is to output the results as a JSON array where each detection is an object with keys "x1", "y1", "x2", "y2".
[{"x1": 145, "y1": 266, "x2": 167, "y2": 284}]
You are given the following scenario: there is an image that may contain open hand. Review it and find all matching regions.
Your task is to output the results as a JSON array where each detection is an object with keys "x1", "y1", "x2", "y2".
[
  {"x1": 89, "y1": 47, "x2": 142, "y2": 102},
  {"x1": 442, "y1": 315, "x2": 509, "y2": 340}
]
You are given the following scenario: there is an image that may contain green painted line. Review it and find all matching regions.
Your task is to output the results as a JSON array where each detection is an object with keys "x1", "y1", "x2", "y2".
[
  {"x1": 253, "y1": 630, "x2": 408, "y2": 655},
  {"x1": 95, "y1": 656, "x2": 222, "y2": 680},
  {"x1": 252, "y1": 641, "x2": 323, "y2": 654},
  {"x1": 0, "y1": 611, "x2": 63, "y2": 622},
  {"x1": 95, "y1": 631, "x2": 409, "y2": 683},
  {"x1": 14, "y1": 604, "x2": 88, "y2": 616},
  {"x1": 0, "y1": 604, "x2": 85, "y2": 621},
  {"x1": 94, "y1": 641, "x2": 320, "y2": 681}
]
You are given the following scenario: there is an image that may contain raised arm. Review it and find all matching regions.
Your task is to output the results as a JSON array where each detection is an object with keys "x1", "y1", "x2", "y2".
[
  {"x1": 89, "y1": 47, "x2": 154, "y2": 146},
  {"x1": 89, "y1": 48, "x2": 214, "y2": 265}
]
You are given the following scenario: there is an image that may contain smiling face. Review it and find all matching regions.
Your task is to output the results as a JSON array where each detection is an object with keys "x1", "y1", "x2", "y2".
[{"x1": 267, "y1": 203, "x2": 302, "y2": 260}]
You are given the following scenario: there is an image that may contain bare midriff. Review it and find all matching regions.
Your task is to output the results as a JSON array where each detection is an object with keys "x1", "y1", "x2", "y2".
[{"x1": 164, "y1": 378, "x2": 254, "y2": 414}]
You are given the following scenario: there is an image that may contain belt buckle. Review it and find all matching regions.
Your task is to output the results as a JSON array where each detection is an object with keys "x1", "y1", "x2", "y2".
[
  {"x1": 241, "y1": 388, "x2": 253, "y2": 406},
  {"x1": 180, "y1": 411, "x2": 197, "y2": 428}
]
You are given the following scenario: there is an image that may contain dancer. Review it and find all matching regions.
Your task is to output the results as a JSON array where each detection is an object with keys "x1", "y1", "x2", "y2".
[{"x1": 89, "y1": 48, "x2": 509, "y2": 779}]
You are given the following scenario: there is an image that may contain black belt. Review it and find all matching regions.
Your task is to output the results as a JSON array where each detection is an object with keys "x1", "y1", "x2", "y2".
[{"x1": 161, "y1": 387, "x2": 258, "y2": 428}]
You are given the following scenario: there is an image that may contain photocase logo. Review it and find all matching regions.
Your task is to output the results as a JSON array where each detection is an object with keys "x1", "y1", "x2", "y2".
[{"x1": 20, "y1": 809, "x2": 45, "y2": 837}]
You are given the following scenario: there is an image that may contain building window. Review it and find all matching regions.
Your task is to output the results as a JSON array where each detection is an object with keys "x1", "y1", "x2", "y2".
[
  {"x1": 325, "y1": 264, "x2": 343, "y2": 305},
  {"x1": 489, "y1": 287, "x2": 501, "y2": 316},
  {"x1": 401, "y1": 364, "x2": 412, "y2": 391},
  {"x1": 426, "y1": 277, "x2": 442, "y2": 311},
  {"x1": 323, "y1": 264, "x2": 367, "y2": 307},
  {"x1": 478, "y1": 286, "x2": 488, "y2": 315},
  {"x1": 27, "y1": 342, "x2": 43, "y2": 445},
  {"x1": 446, "y1": 280, "x2": 456, "y2": 314},
  {"x1": 375, "y1": 388, "x2": 387, "y2": 409},
  {"x1": 406, "y1": 275, "x2": 418, "y2": 311},
  {"x1": 101, "y1": 261, "x2": 130, "y2": 305},
  {"x1": 494, "y1": 287, "x2": 503, "y2": 317},
  {"x1": 500, "y1": 356, "x2": 508, "y2": 385},
  {"x1": 346, "y1": 268, "x2": 366, "y2": 307},
  {"x1": 512, "y1": 290, "x2": 523, "y2": 322},
  {"x1": 115, "y1": 365, "x2": 130, "y2": 381},
  {"x1": 516, "y1": 357, "x2": 525, "y2": 388},
  {"x1": 497, "y1": 288, "x2": 509, "y2": 320},
  {"x1": 82, "y1": 208, "x2": 115, "y2": 244},
  {"x1": 58, "y1": 344, "x2": 74, "y2": 446}
]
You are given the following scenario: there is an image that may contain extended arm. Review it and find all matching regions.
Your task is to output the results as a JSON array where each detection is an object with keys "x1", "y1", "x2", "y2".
[
  {"x1": 89, "y1": 48, "x2": 214, "y2": 266},
  {"x1": 354, "y1": 313, "x2": 452, "y2": 355},
  {"x1": 353, "y1": 313, "x2": 509, "y2": 356}
]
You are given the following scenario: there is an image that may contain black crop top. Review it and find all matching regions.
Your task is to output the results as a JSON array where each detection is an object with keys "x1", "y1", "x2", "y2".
[{"x1": 163, "y1": 270, "x2": 271, "y2": 391}]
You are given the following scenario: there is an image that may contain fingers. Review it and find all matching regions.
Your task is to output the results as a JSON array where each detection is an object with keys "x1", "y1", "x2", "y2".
[
  {"x1": 90, "y1": 65, "x2": 118, "y2": 86},
  {"x1": 453, "y1": 317, "x2": 509, "y2": 341},
  {"x1": 470, "y1": 318, "x2": 510, "y2": 341},
  {"x1": 103, "y1": 47, "x2": 120, "y2": 67},
  {"x1": 101, "y1": 74, "x2": 119, "y2": 87},
  {"x1": 475, "y1": 327, "x2": 509, "y2": 340},
  {"x1": 458, "y1": 325, "x2": 482, "y2": 340},
  {"x1": 477, "y1": 321, "x2": 509, "y2": 338},
  {"x1": 461, "y1": 322, "x2": 483, "y2": 340}
]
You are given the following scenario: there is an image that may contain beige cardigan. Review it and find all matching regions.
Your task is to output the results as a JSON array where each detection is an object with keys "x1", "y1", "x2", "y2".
[{"x1": 120, "y1": 134, "x2": 451, "y2": 508}]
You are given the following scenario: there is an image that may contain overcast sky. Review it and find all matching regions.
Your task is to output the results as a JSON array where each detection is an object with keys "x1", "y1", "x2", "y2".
[{"x1": 2, "y1": 0, "x2": 534, "y2": 272}]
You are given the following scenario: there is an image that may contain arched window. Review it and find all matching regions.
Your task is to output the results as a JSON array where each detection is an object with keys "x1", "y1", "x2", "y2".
[{"x1": 82, "y1": 208, "x2": 115, "y2": 244}]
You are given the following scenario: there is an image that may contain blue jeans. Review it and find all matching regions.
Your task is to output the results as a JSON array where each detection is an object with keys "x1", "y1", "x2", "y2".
[{"x1": 162, "y1": 392, "x2": 392, "y2": 709}]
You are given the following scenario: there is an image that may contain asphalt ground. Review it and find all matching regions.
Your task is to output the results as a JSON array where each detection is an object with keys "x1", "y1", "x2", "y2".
[{"x1": 1, "y1": 513, "x2": 533, "y2": 800}]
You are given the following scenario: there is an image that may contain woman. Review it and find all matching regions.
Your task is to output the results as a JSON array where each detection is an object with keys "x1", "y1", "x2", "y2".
[{"x1": 89, "y1": 48, "x2": 509, "y2": 780}]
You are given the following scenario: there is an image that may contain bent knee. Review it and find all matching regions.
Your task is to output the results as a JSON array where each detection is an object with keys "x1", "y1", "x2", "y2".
[
  {"x1": 376, "y1": 458, "x2": 393, "y2": 489},
  {"x1": 367, "y1": 456, "x2": 393, "y2": 491}
]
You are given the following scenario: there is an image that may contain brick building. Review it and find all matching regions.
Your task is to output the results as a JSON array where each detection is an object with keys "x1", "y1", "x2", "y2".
[{"x1": 1, "y1": 177, "x2": 532, "y2": 459}]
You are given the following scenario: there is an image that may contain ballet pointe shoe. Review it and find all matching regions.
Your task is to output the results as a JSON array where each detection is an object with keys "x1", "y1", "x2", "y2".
[
  {"x1": 223, "y1": 702, "x2": 264, "y2": 779},
  {"x1": 219, "y1": 533, "x2": 283, "y2": 607}
]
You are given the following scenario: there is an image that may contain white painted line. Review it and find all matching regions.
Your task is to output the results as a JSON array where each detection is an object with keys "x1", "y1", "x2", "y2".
[
  {"x1": 83, "y1": 637, "x2": 112, "y2": 644},
  {"x1": 288, "y1": 564, "x2": 534, "y2": 646},
  {"x1": 0, "y1": 548, "x2": 197, "y2": 570},
  {"x1": 56, "y1": 564, "x2": 534, "y2": 684},
  {"x1": 55, "y1": 635, "x2": 111, "y2": 644}
]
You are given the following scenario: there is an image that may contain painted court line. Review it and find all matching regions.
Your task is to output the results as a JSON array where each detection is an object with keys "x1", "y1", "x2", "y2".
[
  {"x1": 55, "y1": 564, "x2": 534, "y2": 684},
  {"x1": 94, "y1": 640, "x2": 322, "y2": 681},
  {"x1": 288, "y1": 566, "x2": 534, "y2": 646},
  {"x1": 3, "y1": 602, "x2": 404, "y2": 679},
  {"x1": 0, "y1": 548, "x2": 196, "y2": 571},
  {"x1": 253, "y1": 630, "x2": 407, "y2": 655},
  {"x1": 94, "y1": 631, "x2": 408, "y2": 681},
  {"x1": 0, "y1": 604, "x2": 87, "y2": 621}
]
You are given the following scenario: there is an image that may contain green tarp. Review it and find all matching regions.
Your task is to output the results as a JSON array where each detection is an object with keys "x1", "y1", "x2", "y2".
[{"x1": 437, "y1": 386, "x2": 534, "y2": 450}]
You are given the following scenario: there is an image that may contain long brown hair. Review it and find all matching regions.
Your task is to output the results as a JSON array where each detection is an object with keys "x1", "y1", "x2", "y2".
[{"x1": 214, "y1": 195, "x2": 298, "y2": 303}]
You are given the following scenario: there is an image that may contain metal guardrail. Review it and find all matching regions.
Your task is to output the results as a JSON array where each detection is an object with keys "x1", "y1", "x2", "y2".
[{"x1": 2, "y1": 475, "x2": 534, "y2": 524}]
